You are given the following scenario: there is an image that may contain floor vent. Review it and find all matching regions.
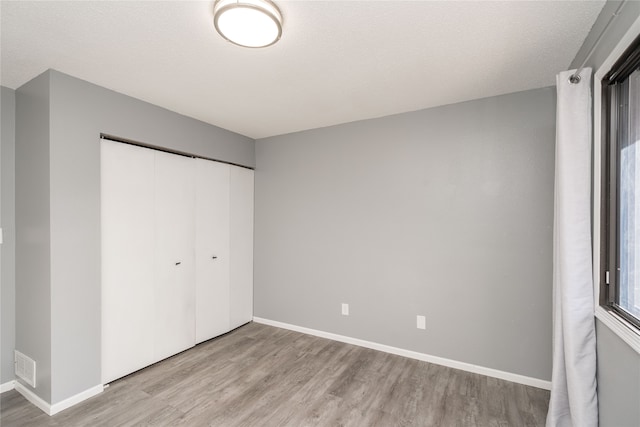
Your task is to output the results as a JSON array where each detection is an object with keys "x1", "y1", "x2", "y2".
[{"x1": 15, "y1": 350, "x2": 36, "y2": 388}]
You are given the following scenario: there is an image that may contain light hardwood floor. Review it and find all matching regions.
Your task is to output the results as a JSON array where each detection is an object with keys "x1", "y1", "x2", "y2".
[{"x1": 0, "y1": 322, "x2": 550, "y2": 426}]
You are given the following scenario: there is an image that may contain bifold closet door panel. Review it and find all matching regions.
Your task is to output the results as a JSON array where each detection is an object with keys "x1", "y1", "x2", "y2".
[
  {"x1": 101, "y1": 140, "x2": 156, "y2": 384},
  {"x1": 229, "y1": 167, "x2": 254, "y2": 329},
  {"x1": 154, "y1": 151, "x2": 196, "y2": 361},
  {"x1": 195, "y1": 159, "x2": 230, "y2": 343}
]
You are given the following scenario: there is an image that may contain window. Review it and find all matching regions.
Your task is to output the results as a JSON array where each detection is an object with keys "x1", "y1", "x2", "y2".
[{"x1": 602, "y1": 34, "x2": 640, "y2": 330}]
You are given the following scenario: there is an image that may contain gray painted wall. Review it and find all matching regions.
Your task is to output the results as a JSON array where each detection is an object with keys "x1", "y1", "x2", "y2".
[
  {"x1": 15, "y1": 69, "x2": 254, "y2": 404},
  {"x1": 570, "y1": 2, "x2": 640, "y2": 426},
  {"x1": 596, "y1": 322, "x2": 640, "y2": 426},
  {"x1": 255, "y1": 87, "x2": 555, "y2": 381},
  {"x1": 1, "y1": 87, "x2": 16, "y2": 386},
  {"x1": 15, "y1": 73, "x2": 53, "y2": 402}
]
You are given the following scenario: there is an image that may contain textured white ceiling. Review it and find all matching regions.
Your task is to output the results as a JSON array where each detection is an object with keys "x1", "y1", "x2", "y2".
[{"x1": 1, "y1": 1, "x2": 605, "y2": 139}]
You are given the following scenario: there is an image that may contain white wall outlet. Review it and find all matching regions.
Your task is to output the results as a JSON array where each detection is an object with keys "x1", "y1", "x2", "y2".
[
  {"x1": 417, "y1": 315, "x2": 426, "y2": 330},
  {"x1": 341, "y1": 303, "x2": 349, "y2": 316}
]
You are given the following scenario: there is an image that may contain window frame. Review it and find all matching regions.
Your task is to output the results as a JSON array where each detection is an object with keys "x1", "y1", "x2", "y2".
[
  {"x1": 602, "y1": 60, "x2": 640, "y2": 330},
  {"x1": 594, "y1": 15, "x2": 640, "y2": 354}
]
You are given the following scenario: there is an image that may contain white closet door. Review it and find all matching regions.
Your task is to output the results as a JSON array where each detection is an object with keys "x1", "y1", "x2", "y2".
[
  {"x1": 229, "y1": 167, "x2": 254, "y2": 329},
  {"x1": 154, "y1": 151, "x2": 196, "y2": 361},
  {"x1": 195, "y1": 159, "x2": 230, "y2": 343},
  {"x1": 101, "y1": 140, "x2": 156, "y2": 384}
]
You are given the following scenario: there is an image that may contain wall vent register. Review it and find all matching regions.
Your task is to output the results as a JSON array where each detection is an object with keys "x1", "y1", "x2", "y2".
[{"x1": 15, "y1": 350, "x2": 36, "y2": 388}]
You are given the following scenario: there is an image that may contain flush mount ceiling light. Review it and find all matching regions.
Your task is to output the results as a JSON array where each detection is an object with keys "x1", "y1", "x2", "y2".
[{"x1": 213, "y1": 0, "x2": 283, "y2": 48}]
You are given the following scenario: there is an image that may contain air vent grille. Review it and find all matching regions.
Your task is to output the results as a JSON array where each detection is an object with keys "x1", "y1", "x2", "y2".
[{"x1": 14, "y1": 350, "x2": 36, "y2": 387}]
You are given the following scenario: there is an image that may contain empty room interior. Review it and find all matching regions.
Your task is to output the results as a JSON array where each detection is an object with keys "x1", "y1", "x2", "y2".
[{"x1": 1, "y1": 1, "x2": 640, "y2": 426}]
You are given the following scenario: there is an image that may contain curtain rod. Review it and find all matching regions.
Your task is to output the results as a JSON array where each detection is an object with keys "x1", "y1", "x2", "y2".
[
  {"x1": 100, "y1": 134, "x2": 255, "y2": 171},
  {"x1": 570, "y1": 0, "x2": 628, "y2": 84}
]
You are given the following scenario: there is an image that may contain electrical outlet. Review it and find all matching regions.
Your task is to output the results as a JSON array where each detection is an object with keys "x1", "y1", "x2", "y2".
[
  {"x1": 417, "y1": 315, "x2": 426, "y2": 330},
  {"x1": 342, "y1": 303, "x2": 349, "y2": 316}
]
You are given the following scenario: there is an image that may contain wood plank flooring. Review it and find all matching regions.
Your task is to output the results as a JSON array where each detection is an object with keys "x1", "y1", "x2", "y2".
[{"x1": 0, "y1": 322, "x2": 550, "y2": 426}]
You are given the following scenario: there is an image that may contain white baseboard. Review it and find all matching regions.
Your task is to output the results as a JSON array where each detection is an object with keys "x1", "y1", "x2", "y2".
[
  {"x1": 14, "y1": 382, "x2": 51, "y2": 415},
  {"x1": 15, "y1": 381, "x2": 104, "y2": 416},
  {"x1": 50, "y1": 384, "x2": 104, "y2": 415},
  {"x1": 253, "y1": 317, "x2": 552, "y2": 391},
  {"x1": 0, "y1": 380, "x2": 15, "y2": 393}
]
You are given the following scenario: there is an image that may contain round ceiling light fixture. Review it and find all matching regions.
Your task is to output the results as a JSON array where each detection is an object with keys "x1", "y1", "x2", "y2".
[{"x1": 213, "y1": 0, "x2": 283, "y2": 48}]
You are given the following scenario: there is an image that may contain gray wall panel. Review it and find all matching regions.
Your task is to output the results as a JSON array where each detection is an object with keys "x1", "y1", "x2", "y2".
[
  {"x1": 48, "y1": 70, "x2": 253, "y2": 403},
  {"x1": 596, "y1": 320, "x2": 640, "y2": 427},
  {"x1": 15, "y1": 73, "x2": 52, "y2": 402},
  {"x1": 49, "y1": 71, "x2": 255, "y2": 168},
  {"x1": 1, "y1": 87, "x2": 16, "y2": 385},
  {"x1": 255, "y1": 87, "x2": 555, "y2": 381},
  {"x1": 570, "y1": 1, "x2": 640, "y2": 72},
  {"x1": 46, "y1": 70, "x2": 253, "y2": 403},
  {"x1": 13, "y1": 69, "x2": 254, "y2": 405}
]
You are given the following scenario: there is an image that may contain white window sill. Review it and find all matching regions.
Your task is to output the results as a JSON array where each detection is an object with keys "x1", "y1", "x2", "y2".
[{"x1": 595, "y1": 306, "x2": 640, "y2": 354}]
